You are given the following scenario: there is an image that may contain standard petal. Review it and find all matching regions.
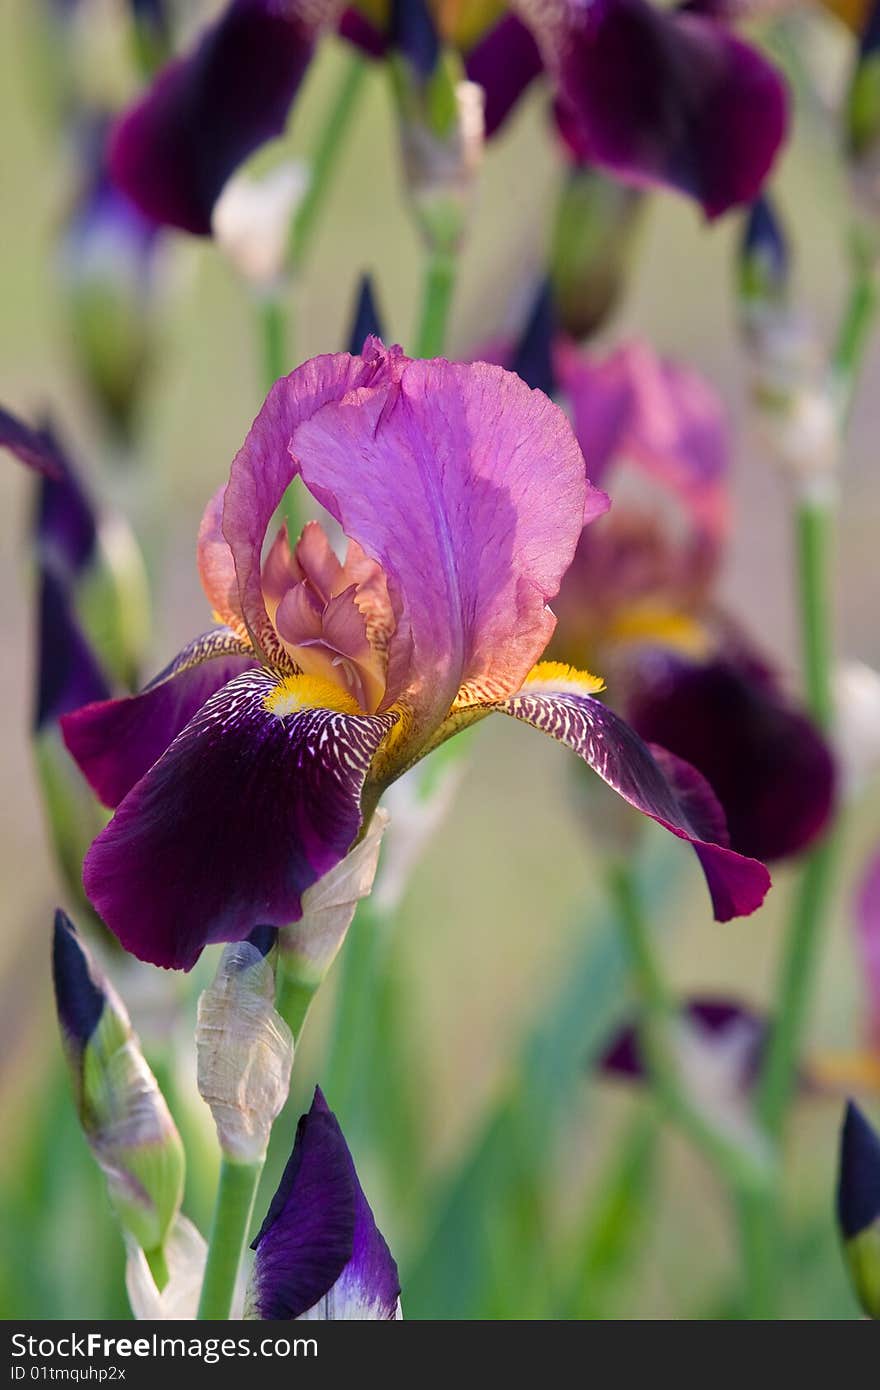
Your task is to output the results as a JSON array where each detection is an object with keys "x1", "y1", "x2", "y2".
[
  {"x1": 108, "y1": 0, "x2": 322, "y2": 234},
  {"x1": 291, "y1": 352, "x2": 599, "y2": 734},
  {"x1": 61, "y1": 628, "x2": 257, "y2": 808},
  {"x1": 197, "y1": 485, "x2": 247, "y2": 634},
  {"x1": 81, "y1": 670, "x2": 395, "y2": 968},
  {"x1": 247, "y1": 1088, "x2": 400, "y2": 1320},
  {"x1": 495, "y1": 675, "x2": 770, "y2": 920},
  {"x1": 548, "y1": 0, "x2": 788, "y2": 219},
  {"x1": 626, "y1": 651, "x2": 836, "y2": 862}
]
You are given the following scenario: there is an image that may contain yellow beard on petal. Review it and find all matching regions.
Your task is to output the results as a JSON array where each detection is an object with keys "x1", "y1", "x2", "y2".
[
  {"x1": 521, "y1": 661, "x2": 606, "y2": 696},
  {"x1": 604, "y1": 606, "x2": 710, "y2": 659},
  {"x1": 264, "y1": 672, "x2": 362, "y2": 718}
]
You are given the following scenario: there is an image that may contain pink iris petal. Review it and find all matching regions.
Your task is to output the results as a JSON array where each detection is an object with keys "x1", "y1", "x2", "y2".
[
  {"x1": 224, "y1": 343, "x2": 604, "y2": 741},
  {"x1": 857, "y1": 852, "x2": 880, "y2": 1053},
  {"x1": 108, "y1": 0, "x2": 322, "y2": 235},
  {"x1": 221, "y1": 344, "x2": 398, "y2": 661},
  {"x1": 198, "y1": 485, "x2": 247, "y2": 633},
  {"x1": 555, "y1": 338, "x2": 729, "y2": 536},
  {"x1": 499, "y1": 685, "x2": 770, "y2": 920},
  {"x1": 81, "y1": 670, "x2": 396, "y2": 969},
  {"x1": 61, "y1": 628, "x2": 257, "y2": 808},
  {"x1": 546, "y1": 0, "x2": 789, "y2": 219}
]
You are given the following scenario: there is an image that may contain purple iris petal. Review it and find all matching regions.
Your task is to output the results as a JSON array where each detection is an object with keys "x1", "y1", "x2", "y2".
[
  {"x1": 248, "y1": 1088, "x2": 400, "y2": 1320},
  {"x1": 551, "y1": 0, "x2": 789, "y2": 219},
  {"x1": 390, "y1": 0, "x2": 439, "y2": 76},
  {"x1": 509, "y1": 278, "x2": 557, "y2": 398},
  {"x1": 626, "y1": 651, "x2": 836, "y2": 862},
  {"x1": 109, "y1": 0, "x2": 320, "y2": 235},
  {"x1": 33, "y1": 428, "x2": 98, "y2": 579},
  {"x1": 338, "y1": 8, "x2": 387, "y2": 59},
  {"x1": 600, "y1": 995, "x2": 768, "y2": 1085},
  {"x1": 0, "y1": 407, "x2": 63, "y2": 479},
  {"x1": 36, "y1": 568, "x2": 111, "y2": 732},
  {"x1": 465, "y1": 14, "x2": 544, "y2": 137},
  {"x1": 500, "y1": 686, "x2": 770, "y2": 919},
  {"x1": 80, "y1": 670, "x2": 395, "y2": 968},
  {"x1": 62, "y1": 627, "x2": 257, "y2": 809}
]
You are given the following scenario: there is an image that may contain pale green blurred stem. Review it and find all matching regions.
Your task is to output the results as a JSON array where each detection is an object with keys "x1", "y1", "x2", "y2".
[
  {"x1": 737, "y1": 243, "x2": 878, "y2": 1318},
  {"x1": 608, "y1": 862, "x2": 772, "y2": 1198},
  {"x1": 197, "y1": 1158, "x2": 263, "y2": 1320},
  {"x1": 254, "y1": 53, "x2": 368, "y2": 538},
  {"x1": 414, "y1": 249, "x2": 457, "y2": 358}
]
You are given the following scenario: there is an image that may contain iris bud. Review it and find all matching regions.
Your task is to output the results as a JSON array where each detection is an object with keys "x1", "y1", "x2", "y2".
[
  {"x1": 549, "y1": 167, "x2": 643, "y2": 341},
  {"x1": 837, "y1": 1100, "x2": 880, "y2": 1318},
  {"x1": 52, "y1": 910, "x2": 185, "y2": 1257},
  {"x1": 196, "y1": 933, "x2": 294, "y2": 1164}
]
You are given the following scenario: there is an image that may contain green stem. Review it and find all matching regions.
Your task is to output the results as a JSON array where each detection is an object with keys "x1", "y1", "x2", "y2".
[
  {"x1": 795, "y1": 495, "x2": 835, "y2": 731},
  {"x1": 323, "y1": 897, "x2": 381, "y2": 1123},
  {"x1": 831, "y1": 243, "x2": 879, "y2": 430},
  {"x1": 414, "y1": 250, "x2": 457, "y2": 358},
  {"x1": 288, "y1": 53, "x2": 368, "y2": 273},
  {"x1": 259, "y1": 295, "x2": 287, "y2": 394},
  {"x1": 275, "y1": 969, "x2": 319, "y2": 1046},
  {"x1": 197, "y1": 1158, "x2": 263, "y2": 1320},
  {"x1": 608, "y1": 863, "x2": 772, "y2": 1197}
]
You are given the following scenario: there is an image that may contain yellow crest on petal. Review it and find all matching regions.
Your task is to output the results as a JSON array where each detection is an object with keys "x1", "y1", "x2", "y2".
[
  {"x1": 521, "y1": 661, "x2": 606, "y2": 695},
  {"x1": 264, "y1": 672, "x2": 362, "y2": 718},
  {"x1": 605, "y1": 605, "x2": 710, "y2": 658}
]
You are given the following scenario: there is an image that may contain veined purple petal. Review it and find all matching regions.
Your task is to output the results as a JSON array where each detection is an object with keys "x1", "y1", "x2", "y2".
[
  {"x1": 61, "y1": 628, "x2": 257, "y2": 808},
  {"x1": 626, "y1": 651, "x2": 836, "y2": 862},
  {"x1": 465, "y1": 14, "x2": 544, "y2": 138},
  {"x1": 108, "y1": 0, "x2": 322, "y2": 235},
  {"x1": 36, "y1": 567, "x2": 111, "y2": 732},
  {"x1": 0, "y1": 406, "x2": 63, "y2": 479},
  {"x1": 549, "y1": 0, "x2": 789, "y2": 218},
  {"x1": 248, "y1": 1088, "x2": 400, "y2": 1320},
  {"x1": 81, "y1": 670, "x2": 395, "y2": 968},
  {"x1": 498, "y1": 683, "x2": 770, "y2": 919}
]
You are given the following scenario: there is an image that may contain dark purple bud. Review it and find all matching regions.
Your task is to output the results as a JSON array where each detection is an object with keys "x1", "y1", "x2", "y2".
[
  {"x1": 32, "y1": 422, "x2": 98, "y2": 579},
  {"x1": 247, "y1": 924, "x2": 279, "y2": 959},
  {"x1": 740, "y1": 195, "x2": 789, "y2": 304},
  {"x1": 246, "y1": 1087, "x2": 401, "y2": 1319},
  {"x1": 838, "y1": 1100, "x2": 880, "y2": 1240},
  {"x1": 52, "y1": 908, "x2": 106, "y2": 1050},
  {"x1": 510, "y1": 279, "x2": 557, "y2": 397},
  {"x1": 347, "y1": 274, "x2": 385, "y2": 355},
  {"x1": 390, "y1": 0, "x2": 440, "y2": 78}
]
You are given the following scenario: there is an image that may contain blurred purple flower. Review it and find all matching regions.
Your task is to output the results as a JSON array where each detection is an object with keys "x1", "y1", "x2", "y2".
[
  {"x1": 62, "y1": 341, "x2": 768, "y2": 968},
  {"x1": 600, "y1": 995, "x2": 768, "y2": 1090},
  {"x1": 109, "y1": 0, "x2": 333, "y2": 235},
  {"x1": 246, "y1": 1088, "x2": 401, "y2": 1319},
  {"x1": 539, "y1": 333, "x2": 836, "y2": 864},
  {"x1": 858, "y1": 854, "x2": 880, "y2": 1055}
]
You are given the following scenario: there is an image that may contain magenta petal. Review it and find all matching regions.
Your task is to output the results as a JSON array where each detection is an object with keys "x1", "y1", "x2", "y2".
[
  {"x1": 465, "y1": 15, "x2": 544, "y2": 138},
  {"x1": 291, "y1": 353, "x2": 595, "y2": 724},
  {"x1": 82, "y1": 671, "x2": 395, "y2": 968},
  {"x1": 248, "y1": 1088, "x2": 400, "y2": 1320},
  {"x1": 108, "y1": 0, "x2": 319, "y2": 235},
  {"x1": 61, "y1": 628, "x2": 257, "y2": 808},
  {"x1": 500, "y1": 687, "x2": 770, "y2": 920},
  {"x1": 552, "y1": 0, "x2": 789, "y2": 218},
  {"x1": 857, "y1": 852, "x2": 880, "y2": 1053},
  {"x1": 627, "y1": 652, "x2": 836, "y2": 862}
]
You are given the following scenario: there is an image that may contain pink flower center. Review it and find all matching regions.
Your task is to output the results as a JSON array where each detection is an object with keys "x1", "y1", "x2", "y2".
[{"x1": 261, "y1": 519, "x2": 394, "y2": 713}]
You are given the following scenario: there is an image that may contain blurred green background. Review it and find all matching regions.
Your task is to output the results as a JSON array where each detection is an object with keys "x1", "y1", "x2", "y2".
[{"x1": 1, "y1": 0, "x2": 879, "y2": 1319}]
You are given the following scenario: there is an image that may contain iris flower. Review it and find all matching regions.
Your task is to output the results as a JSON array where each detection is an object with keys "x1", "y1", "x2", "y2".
[
  {"x1": 62, "y1": 342, "x2": 768, "y2": 969},
  {"x1": 108, "y1": 0, "x2": 787, "y2": 235},
  {"x1": 522, "y1": 326, "x2": 836, "y2": 865}
]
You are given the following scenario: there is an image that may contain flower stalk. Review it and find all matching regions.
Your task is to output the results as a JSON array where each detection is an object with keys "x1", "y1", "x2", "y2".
[{"x1": 196, "y1": 1157, "x2": 263, "y2": 1320}]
